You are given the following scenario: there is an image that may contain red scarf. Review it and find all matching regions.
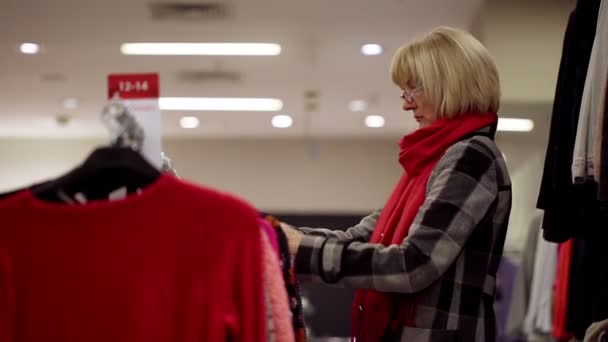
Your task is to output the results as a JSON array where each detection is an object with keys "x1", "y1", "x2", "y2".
[{"x1": 351, "y1": 113, "x2": 497, "y2": 341}]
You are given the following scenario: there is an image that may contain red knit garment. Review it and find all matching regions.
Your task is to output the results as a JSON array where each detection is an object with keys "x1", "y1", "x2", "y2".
[
  {"x1": 553, "y1": 239, "x2": 574, "y2": 340},
  {"x1": 351, "y1": 113, "x2": 498, "y2": 341},
  {"x1": 0, "y1": 174, "x2": 266, "y2": 342}
]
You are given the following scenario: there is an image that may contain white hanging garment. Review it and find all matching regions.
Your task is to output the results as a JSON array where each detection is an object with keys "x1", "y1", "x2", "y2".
[
  {"x1": 572, "y1": 0, "x2": 608, "y2": 183},
  {"x1": 523, "y1": 230, "x2": 558, "y2": 336}
]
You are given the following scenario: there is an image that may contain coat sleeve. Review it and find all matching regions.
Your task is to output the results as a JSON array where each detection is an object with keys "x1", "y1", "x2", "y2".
[{"x1": 295, "y1": 139, "x2": 499, "y2": 293}]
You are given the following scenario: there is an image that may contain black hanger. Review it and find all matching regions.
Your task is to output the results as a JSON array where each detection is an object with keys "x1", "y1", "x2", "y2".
[{"x1": 31, "y1": 146, "x2": 161, "y2": 203}]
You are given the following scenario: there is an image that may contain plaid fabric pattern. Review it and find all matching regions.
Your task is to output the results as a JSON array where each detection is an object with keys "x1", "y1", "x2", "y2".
[{"x1": 295, "y1": 134, "x2": 512, "y2": 342}]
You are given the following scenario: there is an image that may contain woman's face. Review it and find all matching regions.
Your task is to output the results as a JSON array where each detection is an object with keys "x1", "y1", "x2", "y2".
[{"x1": 401, "y1": 88, "x2": 438, "y2": 129}]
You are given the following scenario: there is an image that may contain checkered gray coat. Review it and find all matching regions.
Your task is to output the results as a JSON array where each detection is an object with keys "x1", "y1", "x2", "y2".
[{"x1": 295, "y1": 132, "x2": 512, "y2": 342}]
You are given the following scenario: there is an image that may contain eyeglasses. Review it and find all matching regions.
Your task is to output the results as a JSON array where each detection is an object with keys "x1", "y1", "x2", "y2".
[{"x1": 400, "y1": 88, "x2": 422, "y2": 103}]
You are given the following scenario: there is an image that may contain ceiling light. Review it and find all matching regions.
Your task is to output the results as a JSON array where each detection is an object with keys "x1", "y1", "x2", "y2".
[
  {"x1": 179, "y1": 116, "x2": 200, "y2": 129},
  {"x1": 497, "y1": 118, "x2": 534, "y2": 132},
  {"x1": 272, "y1": 115, "x2": 293, "y2": 128},
  {"x1": 160, "y1": 97, "x2": 283, "y2": 111},
  {"x1": 20, "y1": 43, "x2": 40, "y2": 54},
  {"x1": 120, "y1": 43, "x2": 282, "y2": 56},
  {"x1": 349, "y1": 100, "x2": 368, "y2": 112},
  {"x1": 361, "y1": 43, "x2": 383, "y2": 56},
  {"x1": 62, "y1": 97, "x2": 79, "y2": 110},
  {"x1": 365, "y1": 115, "x2": 385, "y2": 128}
]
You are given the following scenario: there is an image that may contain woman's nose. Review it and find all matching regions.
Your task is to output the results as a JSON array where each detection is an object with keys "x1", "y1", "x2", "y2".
[{"x1": 402, "y1": 100, "x2": 415, "y2": 111}]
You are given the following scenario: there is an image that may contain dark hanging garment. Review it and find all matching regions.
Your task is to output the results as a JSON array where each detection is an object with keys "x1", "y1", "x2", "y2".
[
  {"x1": 537, "y1": 0, "x2": 603, "y2": 242},
  {"x1": 565, "y1": 239, "x2": 590, "y2": 339},
  {"x1": 566, "y1": 238, "x2": 608, "y2": 339}
]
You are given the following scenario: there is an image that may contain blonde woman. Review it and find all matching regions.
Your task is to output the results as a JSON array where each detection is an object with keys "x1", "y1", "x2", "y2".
[{"x1": 282, "y1": 27, "x2": 512, "y2": 342}]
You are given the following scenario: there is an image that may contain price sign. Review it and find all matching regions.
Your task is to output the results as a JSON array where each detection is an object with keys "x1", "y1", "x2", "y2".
[
  {"x1": 108, "y1": 73, "x2": 159, "y2": 99},
  {"x1": 108, "y1": 73, "x2": 162, "y2": 168}
]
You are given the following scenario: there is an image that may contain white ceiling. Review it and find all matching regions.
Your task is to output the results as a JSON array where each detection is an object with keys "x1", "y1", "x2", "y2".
[{"x1": 0, "y1": 0, "x2": 564, "y2": 139}]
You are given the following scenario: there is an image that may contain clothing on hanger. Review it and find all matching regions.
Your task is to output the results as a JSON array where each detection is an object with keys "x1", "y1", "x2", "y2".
[
  {"x1": 262, "y1": 232, "x2": 294, "y2": 342},
  {"x1": 598, "y1": 70, "x2": 608, "y2": 205},
  {"x1": 524, "y1": 232, "x2": 558, "y2": 336},
  {"x1": 593, "y1": 71, "x2": 607, "y2": 186},
  {"x1": 262, "y1": 214, "x2": 307, "y2": 342},
  {"x1": 260, "y1": 218, "x2": 280, "y2": 256},
  {"x1": 567, "y1": 238, "x2": 608, "y2": 340},
  {"x1": 0, "y1": 93, "x2": 279, "y2": 341},
  {"x1": 553, "y1": 240, "x2": 574, "y2": 341},
  {"x1": 572, "y1": 0, "x2": 608, "y2": 183},
  {"x1": 538, "y1": 0, "x2": 602, "y2": 242},
  {"x1": 0, "y1": 174, "x2": 268, "y2": 342},
  {"x1": 585, "y1": 319, "x2": 608, "y2": 342}
]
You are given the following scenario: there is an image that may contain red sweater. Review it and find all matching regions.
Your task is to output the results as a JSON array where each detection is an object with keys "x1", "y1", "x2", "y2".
[{"x1": 0, "y1": 175, "x2": 266, "y2": 342}]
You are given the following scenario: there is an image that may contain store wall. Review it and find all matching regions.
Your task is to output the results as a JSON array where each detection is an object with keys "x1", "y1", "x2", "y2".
[
  {"x1": 476, "y1": 101, "x2": 550, "y2": 257},
  {"x1": 0, "y1": 139, "x2": 401, "y2": 213},
  {"x1": 0, "y1": 131, "x2": 550, "y2": 254},
  {"x1": 496, "y1": 131, "x2": 550, "y2": 256},
  {"x1": 483, "y1": 0, "x2": 573, "y2": 103}
]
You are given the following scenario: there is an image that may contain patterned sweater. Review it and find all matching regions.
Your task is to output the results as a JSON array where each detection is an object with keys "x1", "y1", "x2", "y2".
[{"x1": 295, "y1": 133, "x2": 512, "y2": 342}]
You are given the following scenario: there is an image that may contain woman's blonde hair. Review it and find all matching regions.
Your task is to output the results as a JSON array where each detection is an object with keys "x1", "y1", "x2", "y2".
[{"x1": 391, "y1": 26, "x2": 500, "y2": 118}]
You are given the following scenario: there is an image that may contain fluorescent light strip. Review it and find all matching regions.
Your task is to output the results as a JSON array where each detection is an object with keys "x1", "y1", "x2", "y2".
[
  {"x1": 497, "y1": 118, "x2": 534, "y2": 132},
  {"x1": 160, "y1": 97, "x2": 283, "y2": 112},
  {"x1": 121, "y1": 43, "x2": 282, "y2": 56}
]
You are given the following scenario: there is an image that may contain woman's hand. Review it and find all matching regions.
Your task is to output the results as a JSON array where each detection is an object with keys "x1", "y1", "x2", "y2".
[{"x1": 280, "y1": 222, "x2": 304, "y2": 256}]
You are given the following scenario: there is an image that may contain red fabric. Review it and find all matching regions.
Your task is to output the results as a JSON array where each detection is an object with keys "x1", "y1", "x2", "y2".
[
  {"x1": 351, "y1": 113, "x2": 498, "y2": 341},
  {"x1": 260, "y1": 218, "x2": 280, "y2": 257},
  {"x1": 261, "y1": 233, "x2": 294, "y2": 342},
  {"x1": 553, "y1": 239, "x2": 574, "y2": 340},
  {"x1": 0, "y1": 174, "x2": 266, "y2": 342}
]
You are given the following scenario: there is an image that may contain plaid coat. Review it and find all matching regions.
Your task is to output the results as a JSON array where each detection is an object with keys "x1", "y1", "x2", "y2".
[{"x1": 295, "y1": 132, "x2": 512, "y2": 342}]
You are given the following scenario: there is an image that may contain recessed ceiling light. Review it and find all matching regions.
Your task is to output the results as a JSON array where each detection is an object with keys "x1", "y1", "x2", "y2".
[
  {"x1": 497, "y1": 118, "x2": 534, "y2": 132},
  {"x1": 365, "y1": 115, "x2": 385, "y2": 128},
  {"x1": 20, "y1": 43, "x2": 40, "y2": 55},
  {"x1": 160, "y1": 97, "x2": 283, "y2": 112},
  {"x1": 349, "y1": 100, "x2": 368, "y2": 112},
  {"x1": 272, "y1": 115, "x2": 293, "y2": 128},
  {"x1": 62, "y1": 97, "x2": 79, "y2": 110},
  {"x1": 361, "y1": 43, "x2": 383, "y2": 56},
  {"x1": 180, "y1": 116, "x2": 200, "y2": 129},
  {"x1": 120, "y1": 43, "x2": 282, "y2": 56}
]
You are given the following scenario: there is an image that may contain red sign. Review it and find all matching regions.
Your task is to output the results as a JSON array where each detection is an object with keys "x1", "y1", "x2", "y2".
[{"x1": 108, "y1": 73, "x2": 159, "y2": 99}]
